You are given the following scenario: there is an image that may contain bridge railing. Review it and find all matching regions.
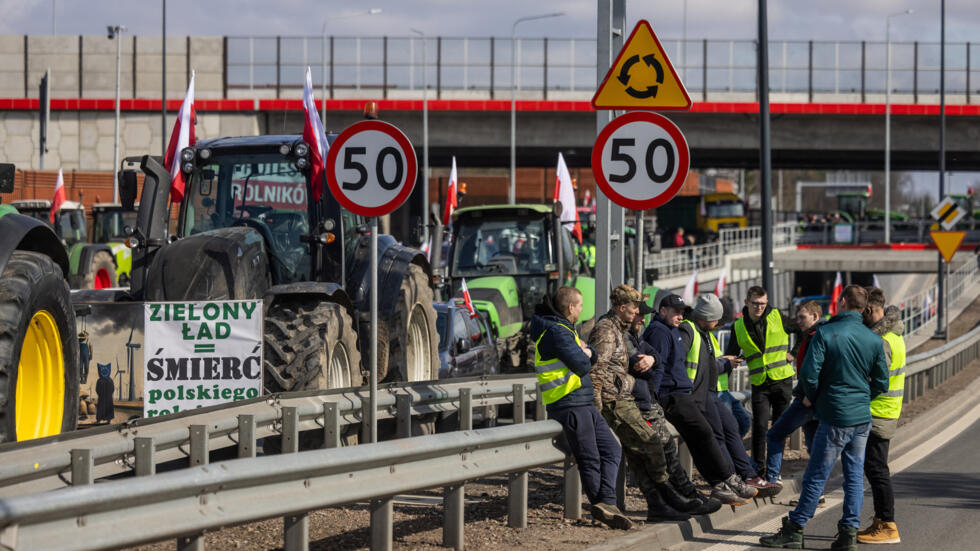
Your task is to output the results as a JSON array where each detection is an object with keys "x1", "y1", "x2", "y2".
[
  {"x1": 897, "y1": 258, "x2": 979, "y2": 339},
  {"x1": 645, "y1": 222, "x2": 797, "y2": 279},
  {"x1": 797, "y1": 220, "x2": 980, "y2": 245}
]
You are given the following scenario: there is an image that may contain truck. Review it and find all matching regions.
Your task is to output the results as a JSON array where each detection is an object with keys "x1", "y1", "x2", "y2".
[
  {"x1": 0, "y1": 163, "x2": 80, "y2": 442},
  {"x1": 654, "y1": 192, "x2": 747, "y2": 243}
]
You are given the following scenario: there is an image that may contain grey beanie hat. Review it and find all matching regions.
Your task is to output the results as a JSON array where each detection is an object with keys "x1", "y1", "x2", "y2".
[{"x1": 692, "y1": 294, "x2": 724, "y2": 322}]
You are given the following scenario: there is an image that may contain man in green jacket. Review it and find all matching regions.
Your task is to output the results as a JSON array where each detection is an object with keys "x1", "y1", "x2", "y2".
[{"x1": 761, "y1": 285, "x2": 889, "y2": 551}]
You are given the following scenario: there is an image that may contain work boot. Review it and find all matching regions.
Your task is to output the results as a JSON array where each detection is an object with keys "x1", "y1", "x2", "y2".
[
  {"x1": 725, "y1": 474, "x2": 759, "y2": 499},
  {"x1": 830, "y1": 524, "x2": 858, "y2": 551},
  {"x1": 857, "y1": 517, "x2": 881, "y2": 537},
  {"x1": 644, "y1": 490, "x2": 691, "y2": 522},
  {"x1": 690, "y1": 494, "x2": 723, "y2": 515},
  {"x1": 655, "y1": 482, "x2": 702, "y2": 513},
  {"x1": 759, "y1": 516, "x2": 804, "y2": 549},
  {"x1": 589, "y1": 503, "x2": 633, "y2": 530},
  {"x1": 710, "y1": 481, "x2": 750, "y2": 506},
  {"x1": 857, "y1": 519, "x2": 901, "y2": 544}
]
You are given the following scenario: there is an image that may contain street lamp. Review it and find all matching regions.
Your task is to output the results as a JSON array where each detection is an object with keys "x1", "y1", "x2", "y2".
[
  {"x1": 108, "y1": 24, "x2": 126, "y2": 204},
  {"x1": 320, "y1": 8, "x2": 382, "y2": 126},
  {"x1": 884, "y1": 9, "x2": 913, "y2": 244},
  {"x1": 510, "y1": 12, "x2": 564, "y2": 204},
  {"x1": 410, "y1": 28, "x2": 430, "y2": 243}
]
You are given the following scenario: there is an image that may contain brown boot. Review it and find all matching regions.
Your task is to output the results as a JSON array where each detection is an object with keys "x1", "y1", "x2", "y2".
[
  {"x1": 857, "y1": 519, "x2": 901, "y2": 544},
  {"x1": 857, "y1": 517, "x2": 880, "y2": 537}
]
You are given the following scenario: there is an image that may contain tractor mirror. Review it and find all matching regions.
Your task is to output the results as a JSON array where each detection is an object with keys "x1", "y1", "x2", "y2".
[
  {"x1": 119, "y1": 170, "x2": 138, "y2": 210},
  {"x1": 0, "y1": 163, "x2": 14, "y2": 194},
  {"x1": 200, "y1": 169, "x2": 215, "y2": 195}
]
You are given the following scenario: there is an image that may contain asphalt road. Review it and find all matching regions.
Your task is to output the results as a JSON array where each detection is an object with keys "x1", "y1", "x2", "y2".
[{"x1": 672, "y1": 414, "x2": 980, "y2": 550}]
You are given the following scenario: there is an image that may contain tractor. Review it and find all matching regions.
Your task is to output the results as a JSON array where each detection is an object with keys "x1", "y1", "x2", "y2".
[
  {"x1": 89, "y1": 202, "x2": 138, "y2": 286},
  {"x1": 9, "y1": 199, "x2": 118, "y2": 289},
  {"x1": 0, "y1": 163, "x2": 80, "y2": 443}
]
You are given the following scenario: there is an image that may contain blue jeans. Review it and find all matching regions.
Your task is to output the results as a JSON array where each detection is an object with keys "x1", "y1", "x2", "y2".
[
  {"x1": 718, "y1": 390, "x2": 751, "y2": 438},
  {"x1": 764, "y1": 397, "x2": 817, "y2": 482},
  {"x1": 789, "y1": 421, "x2": 871, "y2": 529}
]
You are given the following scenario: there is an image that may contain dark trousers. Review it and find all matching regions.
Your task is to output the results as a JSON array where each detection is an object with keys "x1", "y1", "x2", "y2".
[
  {"x1": 704, "y1": 392, "x2": 757, "y2": 480},
  {"x1": 663, "y1": 431, "x2": 697, "y2": 495},
  {"x1": 601, "y1": 400, "x2": 669, "y2": 498},
  {"x1": 660, "y1": 392, "x2": 733, "y2": 484},
  {"x1": 864, "y1": 433, "x2": 895, "y2": 522},
  {"x1": 549, "y1": 405, "x2": 621, "y2": 506},
  {"x1": 751, "y1": 378, "x2": 794, "y2": 465}
]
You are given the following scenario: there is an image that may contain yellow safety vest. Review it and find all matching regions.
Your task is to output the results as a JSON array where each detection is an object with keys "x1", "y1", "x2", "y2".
[
  {"x1": 733, "y1": 309, "x2": 794, "y2": 386},
  {"x1": 534, "y1": 323, "x2": 584, "y2": 405},
  {"x1": 870, "y1": 332, "x2": 906, "y2": 419},
  {"x1": 682, "y1": 320, "x2": 722, "y2": 387}
]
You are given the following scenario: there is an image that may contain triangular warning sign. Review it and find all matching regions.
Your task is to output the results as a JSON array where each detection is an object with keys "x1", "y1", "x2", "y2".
[
  {"x1": 930, "y1": 230, "x2": 966, "y2": 263},
  {"x1": 592, "y1": 20, "x2": 692, "y2": 111}
]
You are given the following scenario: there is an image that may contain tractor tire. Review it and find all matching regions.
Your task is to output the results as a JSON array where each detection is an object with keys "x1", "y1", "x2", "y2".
[
  {"x1": 81, "y1": 251, "x2": 117, "y2": 290},
  {"x1": 0, "y1": 251, "x2": 79, "y2": 443},
  {"x1": 384, "y1": 263, "x2": 439, "y2": 383},
  {"x1": 263, "y1": 299, "x2": 361, "y2": 452}
]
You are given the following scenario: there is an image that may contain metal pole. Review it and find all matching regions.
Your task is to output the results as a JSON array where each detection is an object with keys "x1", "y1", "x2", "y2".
[
  {"x1": 885, "y1": 17, "x2": 892, "y2": 244},
  {"x1": 112, "y1": 27, "x2": 122, "y2": 203},
  {"x1": 411, "y1": 29, "x2": 430, "y2": 239},
  {"x1": 634, "y1": 211, "x2": 644, "y2": 288},
  {"x1": 595, "y1": 0, "x2": 613, "y2": 316},
  {"x1": 936, "y1": 0, "x2": 947, "y2": 339},
  {"x1": 321, "y1": 24, "x2": 327, "y2": 128},
  {"x1": 609, "y1": 0, "x2": 626, "y2": 289},
  {"x1": 162, "y1": 0, "x2": 166, "y2": 158},
  {"x1": 369, "y1": 217, "x2": 378, "y2": 443},
  {"x1": 758, "y1": 0, "x2": 774, "y2": 295}
]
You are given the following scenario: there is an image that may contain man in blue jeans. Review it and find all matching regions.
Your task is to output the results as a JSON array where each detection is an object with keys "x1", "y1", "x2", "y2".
[{"x1": 760, "y1": 285, "x2": 889, "y2": 550}]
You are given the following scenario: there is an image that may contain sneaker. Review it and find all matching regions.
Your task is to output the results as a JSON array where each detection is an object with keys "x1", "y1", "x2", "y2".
[
  {"x1": 745, "y1": 476, "x2": 783, "y2": 498},
  {"x1": 692, "y1": 494, "x2": 723, "y2": 515},
  {"x1": 789, "y1": 495, "x2": 826, "y2": 507},
  {"x1": 725, "y1": 474, "x2": 759, "y2": 499},
  {"x1": 759, "y1": 516, "x2": 804, "y2": 549},
  {"x1": 710, "y1": 481, "x2": 751, "y2": 506},
  {"x1": 590, "y1": 503, "x2": 633, "y2": 530},
  {"x1": 857, "y1": 520, "x2": 900, "y2": 544}
]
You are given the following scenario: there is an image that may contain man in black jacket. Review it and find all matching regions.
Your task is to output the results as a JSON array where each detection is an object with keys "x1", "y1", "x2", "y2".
[{"x1": 529, "y1": 286, "x2": 631, "y2": 530}]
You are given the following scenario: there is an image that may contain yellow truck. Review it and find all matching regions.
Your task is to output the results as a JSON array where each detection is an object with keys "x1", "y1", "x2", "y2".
[{"x1": 656, "y1": 192, "x2": 747, "y2": 243}]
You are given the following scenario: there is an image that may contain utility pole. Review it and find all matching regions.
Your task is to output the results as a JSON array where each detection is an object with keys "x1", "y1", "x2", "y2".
[
  {"x1": 935, "y1": 0, "x2": 947, "y2": 339},
  {"x1": 757, "y1": 0, "x2": 775, "y2": 297}
]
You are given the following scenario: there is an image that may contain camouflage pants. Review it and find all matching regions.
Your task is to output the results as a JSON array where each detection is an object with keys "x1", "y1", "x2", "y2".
[
  {"x1": 642, "y1": 402, "x2": 673, "y2": 446},
  {"x1": 601, "y1": 400, "x2": 669, "y2": 497}
]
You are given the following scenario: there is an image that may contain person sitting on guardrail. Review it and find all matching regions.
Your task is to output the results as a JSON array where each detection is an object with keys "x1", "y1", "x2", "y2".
[
  {"x1": 642, "y1": 293, "x2": 757, "y2": 506},
  {"x1": 529, "y1": 286, "x2": 632, "y2": 531},
  {"x1": 857, "y1": 288, "x2": 906, "y2": 545},
  {"x1": 760, "y1": 285, "x2": 889, "y2": 550},
  {"x1": 589, "y1": 285, "x2": 704, "y2": 522},
  {"x1": 681, "y1": 294, "x2": 782, "y2": 499}
]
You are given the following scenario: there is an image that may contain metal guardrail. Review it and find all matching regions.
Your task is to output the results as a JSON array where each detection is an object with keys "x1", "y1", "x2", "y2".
[
  {"x1": 644, "y1": 222, "x2": 797, "y2": 279},
  {"x1": 797, "y1": 220, "x2": 980, "y2": 245},
  {"x1": 899, "y1": 260, "x2": 978, "y2": 339}
]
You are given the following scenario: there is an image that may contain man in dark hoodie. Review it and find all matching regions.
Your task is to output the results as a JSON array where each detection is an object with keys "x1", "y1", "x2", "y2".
[{"x1": 529, "y1": 286, "x2": 632, "y2": 530}]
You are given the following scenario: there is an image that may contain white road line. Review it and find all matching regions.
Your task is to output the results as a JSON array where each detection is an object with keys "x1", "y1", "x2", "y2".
[{"x1": 690, "y1": 401, "x2": 980, "y2": 551}]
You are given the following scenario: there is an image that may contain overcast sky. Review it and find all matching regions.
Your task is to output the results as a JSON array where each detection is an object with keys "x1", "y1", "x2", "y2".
[{"x1": 1, "y1": 0, "x2": 977, "y2": 43}]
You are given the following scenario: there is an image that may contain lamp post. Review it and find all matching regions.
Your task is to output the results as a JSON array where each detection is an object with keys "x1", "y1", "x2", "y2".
[
  {"x1": 410, "y1": 28, "x2": 430, "y2": 243},
  {"x1": 884, "y1": 9, "x2": 914, "y2": 245},
  {"x1": 320, "y1": 8, "x2": 382, "y2": 127},
  {"x1": 510, "y1": 12, "x2": 563, "y2": 204},
  {"x1": 108, "y1": 24, "x2": 126, "y2": 204}
]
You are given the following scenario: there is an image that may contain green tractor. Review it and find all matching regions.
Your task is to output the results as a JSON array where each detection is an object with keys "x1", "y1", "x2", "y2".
[
  {"x1": 835, "y1": 191, "x2": 908, "y2": 224},
  {"x1": 9, "y1": 199, "x2": 118, "y2": 289},
  {"x1": 0, "y1": 163, "x2": 80, "y2": 443},
  {"x1": 90, "y1": 203, "x2": 138, "y2": 286}
]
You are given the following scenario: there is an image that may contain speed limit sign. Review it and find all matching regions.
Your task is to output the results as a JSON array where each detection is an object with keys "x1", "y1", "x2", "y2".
[
  {"x1": 591, "y1": 111, "x2": 690, "y2": 210},
  {"x1": 326, "y1": 120, "x2": 418, "y2": 217}
]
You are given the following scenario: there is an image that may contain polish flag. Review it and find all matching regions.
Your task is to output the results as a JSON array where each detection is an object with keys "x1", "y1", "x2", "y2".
[
  {"x1": 302, "y1": 66, "x2": 328, "y2": 201},
  {"x1": 554, "y1": 153, "x2": 582, "y2": 243},
  {"x1": 443, "y1": 156, "x2": 458, "y2": 226},
  {"x1": 49, "y1": 168, "x2": 65, "y2": 223},
  {"x1": 460, "y1": 278, "x2": 477, "y2": 318},
  {"x1": 163, "y1": 71, "x2": 196, "y2": 202},
  {"x1": 872, "y1": 274, "x2": 882, "y2": 289},
  {"x1": 583, "y1": 189, "x2": 592, "y2": 207},
  {"x1": 420, "y1": 240, "x2": 431, "y2": 261},
  {"x1": 829, "y1": 271, "x2": 843, "y2": 315},
  {"x1": 714, "y1": 267, "x2": 727, "y2": 298},
  {"x1": 681, "y1": 269, "x2": 699, "y2": 304}
]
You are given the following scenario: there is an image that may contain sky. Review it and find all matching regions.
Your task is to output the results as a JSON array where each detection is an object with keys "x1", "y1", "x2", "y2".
[{"x1": 1, "y1": 0, "x2": 978, "y2": 43}]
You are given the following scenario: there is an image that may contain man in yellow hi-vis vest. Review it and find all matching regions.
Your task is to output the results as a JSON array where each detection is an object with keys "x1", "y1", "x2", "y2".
[
  {"x1": 528, "y1": 286, "x2": 632, "y2": 531},
  {"x1": 857, "y1": 288, "x2": 906, "y2": 545},
  {"x1": 725, "y1": 286, "x2": 799, "y2": 468}
]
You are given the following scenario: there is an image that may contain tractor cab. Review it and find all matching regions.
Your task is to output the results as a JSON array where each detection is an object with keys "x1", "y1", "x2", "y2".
[
  {"x1": 11, "y1": 199, "x2": 88, "y2": 246},
  {"x1": 91, "y1": 203, "x2": 138, "y2": 242}
]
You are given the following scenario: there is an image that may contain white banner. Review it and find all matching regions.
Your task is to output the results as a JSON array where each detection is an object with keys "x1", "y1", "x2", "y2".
[{"x1": 143, "y1": 300, "x2": 263, "y2": 417}]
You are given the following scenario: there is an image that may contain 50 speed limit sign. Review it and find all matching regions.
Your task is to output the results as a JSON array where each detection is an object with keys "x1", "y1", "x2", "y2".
[
  {"x1": 591, "y1": 111, "x2": 690, "y2": 210},
  {"x1": 326, "y1": 120, "x2": 418, "y2": 217}
]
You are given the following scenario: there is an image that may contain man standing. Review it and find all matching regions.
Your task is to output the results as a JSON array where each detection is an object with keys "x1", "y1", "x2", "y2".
[
  {"x1": 528, "y1": 286, "x2": 632, "y2": 530},
  {"x1": 643, "y1": 294, "x2": 757, "y2": 505},
  {"x1": 725, "y1": 286, "x2": 798, "y2": 469},
  {"x1": 589, "y1": 285, "x2": 700, "y2": 522},
  {"x1": 760, "y1": 285, "x2": 889, "y2": 550},
  {"x1": 857, "y1": 288, "x2": 906, "y2": 545}
]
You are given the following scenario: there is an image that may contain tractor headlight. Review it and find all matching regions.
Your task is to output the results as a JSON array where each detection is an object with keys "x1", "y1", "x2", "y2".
[
  {"x1": 180, "y1": 148, "x2": 195, "y2": 163},
  {"x1": 294, "y1": 142, "x2": 310, "y2": 157},
  {"x1": 279, "y1": 144, "x2": 291, "y2": 156},
  {"x1": 295, "y1": 157, "x2": 310, "y2": 170},
  {"x1": 182, "y1": 161, "x2": 194, "y2": 174},
  {"x1": 198, "y1": 148, "x2": 211, "y2": 160}
]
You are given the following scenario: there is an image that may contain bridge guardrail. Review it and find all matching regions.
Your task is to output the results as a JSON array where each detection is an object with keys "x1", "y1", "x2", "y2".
[{"x1": 645, "y1": 222, "x2": 797, "y2": 279}]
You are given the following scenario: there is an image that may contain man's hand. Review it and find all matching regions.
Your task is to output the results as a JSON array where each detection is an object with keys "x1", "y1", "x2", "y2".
[
  {"x1": 802, "y1": 397, "x2": 812, "y2": 407},
  {"x1": 722, "y1": 355, "x2": 739, "y2": 364},
  {"x1": 581, "y1": 344, "x2": 593, "y2": 359},
  {"x1": 634, "y1": 354, "x2": 654, "y2": 372},
  {"x1": 786, "y1": 352, "x2": 796, "y2": 364}
]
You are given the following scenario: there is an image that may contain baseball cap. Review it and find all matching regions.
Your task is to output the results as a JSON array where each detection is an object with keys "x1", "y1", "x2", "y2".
[{"x1": 659, "y1": 294, "x2": 686, "y2": 310}]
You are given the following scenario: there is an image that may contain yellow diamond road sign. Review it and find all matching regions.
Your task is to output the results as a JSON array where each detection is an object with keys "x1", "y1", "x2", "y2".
[
  {"x1": 592, "y1": 20, "x2": 692, "y2": 111},
  {"x1": 930, "y1": 195, "x2": 967, "y2": 230}
]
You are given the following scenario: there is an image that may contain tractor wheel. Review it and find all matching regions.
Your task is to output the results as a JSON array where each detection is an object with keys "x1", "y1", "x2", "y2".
[
  {"x1": 263, "y1": 298, "x2": 361, "y2": 452},
  {"x1": 385, "y1": 264, "x2": 439, "y2": 383},
  {"x1": 81, "y1": 251, "x2": 116, "y2": 290},
  {"x1": 0, "y1": 251, "x2": 79, "y2": 443}
]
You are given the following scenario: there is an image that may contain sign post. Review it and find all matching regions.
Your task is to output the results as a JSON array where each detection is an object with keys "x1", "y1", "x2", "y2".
[
  {"x1": 326, "y1": 119, "x2": 417, "y2": 443},
  {"x1": 930, "y1": 196, "x2": 968, "y2": 338}
]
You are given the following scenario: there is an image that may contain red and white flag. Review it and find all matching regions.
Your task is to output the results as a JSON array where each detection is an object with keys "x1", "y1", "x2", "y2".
[
  {"x1": 302, "y1": 66, "x2": 328, "y2": 201},
  {"x1": 554, "y1": 153, "x2": 582, "y2": 243},
  {"x1": 714, "y1": 267, "x2": 727, "y2": 298},
  {"x1": 49, "y1": 168, "x2": 65, "y2": 223},
  {"x1": 681, "y1": 269, "x2": 699, "y2": 304},
  {"x1": 163, "y1": 71, "x2": 196, "y2": 203},
  {"x1": 583, "y1": 189, "x2": 592, "y2": 208},
  {"x1": 872, "y1": 274, "x2": 882, "y2": 289},
  {"x1": 829, "y1": 271, "x2": 843, "y2": 315},
  {"x1": 460, "y1": 278, "x2": 477, "y2": 318},
  {"x1": 443, "y1": 156, "x2": 458, "y2": 226}
]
